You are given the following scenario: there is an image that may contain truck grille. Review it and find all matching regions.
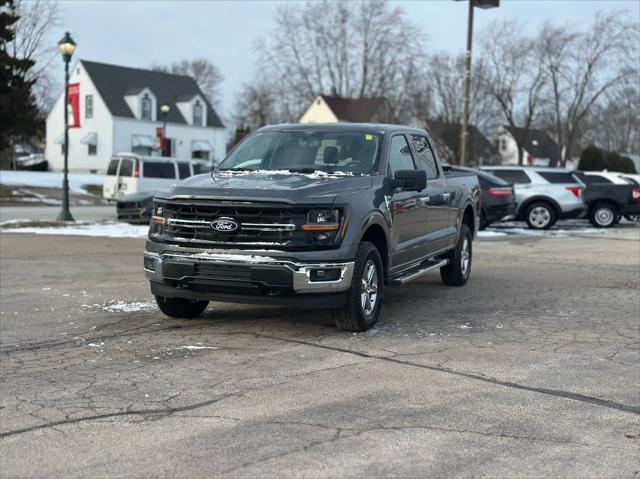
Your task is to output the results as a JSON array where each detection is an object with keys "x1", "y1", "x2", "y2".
[{"x1": 162, "y1": 202, "x2": 309, "y2": 248}]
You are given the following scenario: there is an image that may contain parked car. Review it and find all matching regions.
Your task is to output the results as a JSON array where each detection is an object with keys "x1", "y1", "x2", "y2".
[
  {"x1": 619, "y1": 173, "x2": 640, "y2": 185},
  {"x1": 116, "y1": 191, "x2": 154, "y2": 224},
  {"x1": 103, "y1": 154, "x2": 211, "y2": 201},
  {"x1": 574, "y1": 172, "x2": 640, "y2": 226},
  {"x1": 480, "y1": 166, "x2": 585, "y2": 229},
  {"x1": 144, "y1": 123, "x2": 480, "y2": 331},
  {"x1": 579, "y1": 171, "x2": 635, "y2": 185},
  {"x1": 451, "y1": 166, "x2": 516, "y2": 229}
]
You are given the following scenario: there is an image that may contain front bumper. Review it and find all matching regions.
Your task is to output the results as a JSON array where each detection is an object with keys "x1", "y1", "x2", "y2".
[{"x1": 144, "y1": 250, "x2": 355, "y2": 295}]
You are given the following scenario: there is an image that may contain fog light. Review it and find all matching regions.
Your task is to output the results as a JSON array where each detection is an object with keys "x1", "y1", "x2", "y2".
[
  {"x1": 310, "y1": 268, "x2": 340, "y2": 282},
  {"x1": 144, "y1": 256, "x2": 156, "y2": 271}
]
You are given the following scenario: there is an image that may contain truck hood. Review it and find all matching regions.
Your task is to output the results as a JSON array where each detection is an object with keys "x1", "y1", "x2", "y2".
[{"x1": 156, "y1": 171, "x2": 374, "y2": 204}]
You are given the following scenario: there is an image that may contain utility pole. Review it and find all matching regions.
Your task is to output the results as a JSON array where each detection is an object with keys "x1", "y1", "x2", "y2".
[{"x1": 457, "y1": 0, "x2": 499, "y2": 166}]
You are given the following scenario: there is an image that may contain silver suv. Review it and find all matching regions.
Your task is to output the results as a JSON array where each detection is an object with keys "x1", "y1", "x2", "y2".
[{"x1": 480, "y1": 167, "x2": 586, "y2": 229}]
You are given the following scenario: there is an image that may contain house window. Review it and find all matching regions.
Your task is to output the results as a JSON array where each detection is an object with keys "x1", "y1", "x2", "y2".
[
  {"x1": 499, "y1": 138, "x2": 506, "y2": 151},
  {"x1": 193, "y1": 101, "x2": 203, "y2": 126},
  {"x1": 141, "y1": 94, "x2": 152, "y2": 121},
  {"x1": 85, "y1": 95, "x2": 93, "y2": 119},
  {"x1": 88, "y1": 144, "x2": 97, "y2": 156}
]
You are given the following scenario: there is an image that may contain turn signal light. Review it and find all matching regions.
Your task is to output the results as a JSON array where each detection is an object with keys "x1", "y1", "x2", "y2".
[
  {"x1": 301, "y1": 223, "x2": 339, "y2": 231},
  {"x1": 152, "y1": 216, "x2": 166, "y2": 225}
]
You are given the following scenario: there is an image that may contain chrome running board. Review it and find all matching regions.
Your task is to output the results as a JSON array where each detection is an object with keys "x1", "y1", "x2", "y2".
[{"x1": 387, "y1": 258, "x2": 449, "y2": 286}]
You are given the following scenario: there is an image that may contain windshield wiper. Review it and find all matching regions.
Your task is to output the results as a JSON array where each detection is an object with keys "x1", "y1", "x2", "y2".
[{"x1": 287, "y1": 168, "x2": 319, "y2": 173}]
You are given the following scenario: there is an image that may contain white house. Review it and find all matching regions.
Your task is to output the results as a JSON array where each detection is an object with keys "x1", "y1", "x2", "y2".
[
  {"x1": 45, "y1": 60, "x2": 226, "y2": 173},
  {"x1": 299, "y1": 95, "x2": 396, "y2": 124},
  {"x1": 495, "y1": 125, "x2": 560, "y2": 166}
]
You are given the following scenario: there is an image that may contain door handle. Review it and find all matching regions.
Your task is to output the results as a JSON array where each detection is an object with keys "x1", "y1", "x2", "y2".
[
  {"x1": 441, "y1": 193, "x2": 451, "y2": 200},
  {"x1": 419, "y1": 196, "x2": 430, "y2": 205}
]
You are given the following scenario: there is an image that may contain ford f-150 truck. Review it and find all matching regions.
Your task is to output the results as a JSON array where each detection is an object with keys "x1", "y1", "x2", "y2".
[{"x1": 144, "y1": 124, "x2": 480, "y2": 331}]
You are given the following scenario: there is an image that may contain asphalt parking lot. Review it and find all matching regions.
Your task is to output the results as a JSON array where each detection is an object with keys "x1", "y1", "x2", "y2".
[{"x1": 1, "y1": 228, "x2": 639, "y2": 478}]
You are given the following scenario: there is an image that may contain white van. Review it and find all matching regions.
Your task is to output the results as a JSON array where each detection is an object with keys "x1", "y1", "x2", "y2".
[{"x1": 103, "y1": 153, "x2": 211, "y2": 201}]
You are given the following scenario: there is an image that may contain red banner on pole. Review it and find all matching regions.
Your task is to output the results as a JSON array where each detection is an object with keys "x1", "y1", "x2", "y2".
[
  {"x1": 156, "y1": 127, "x2": 165, "y2": 154},
  {"x1": 68, "y1": 83, "x2": 80, "y2": 128}
]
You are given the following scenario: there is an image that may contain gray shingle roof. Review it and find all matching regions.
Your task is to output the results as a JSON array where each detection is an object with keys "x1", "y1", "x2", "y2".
[
  {"x1": 425, "y1": 119, "x2": 500, "y2": 166},
  {"x1": 321, "y1": 95, "x2": 395, "y2": 123},
  {"x1": 505, "y1": 126, "x2": 558, "y2": 163},
  {"x1": 80, "y1": 60, "x2": 224, "y2": 128}
]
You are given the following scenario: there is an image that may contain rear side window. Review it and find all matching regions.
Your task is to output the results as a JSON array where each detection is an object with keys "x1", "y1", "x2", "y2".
[
  {"x1": 119, "y1": 159, "x2": 134, "y2": 177},
  {"x1": 410, "y1": 135, "x2": 438, "y2": 180},
  {"x1": 489, "y1": 170, "x2": 532, "y2": 184},
  {"x1": 106, "y1": 159, "x2": 119, "y2": 176},
  {"x1": 143, "y1": 161, "x2": 176, "y2": 179},
  {"x1": 388, "y1": 135, "x2": 415, "y2": 174},
  {"x1": 177, "y1": 162, "x2": 191, "y2": 179},
  {"x1": 538, "y1": 172, "x2": 579, "y2": 184}
]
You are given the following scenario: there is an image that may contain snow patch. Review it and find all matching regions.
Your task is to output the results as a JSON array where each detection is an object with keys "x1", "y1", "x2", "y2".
[
  {"x1": 217, "y1": 169, "x2": 353, "y2": 179},
  {"x1": 102, "y1": 301, "x2": 156, "y2": 313},
  {"x1": 0, "y1": 171, "x2": 103, "y2": 195},
  {"x1": 1, "y1": 222, "x2": 149, "y2": 238},
  {"x1": 478, "y1": 230, "x2": 507, "y2": 238},
  {"x1": 177, "y1": 345, "x2": 219, "y2": 350}
]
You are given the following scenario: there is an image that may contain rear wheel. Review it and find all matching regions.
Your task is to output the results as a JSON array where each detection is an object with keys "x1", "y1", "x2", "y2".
[
  {"x1": 155, "y1": 296, "x2": 209, "y2": 319},
  {"x1": 440, "y1": 224, "x2": 472, "y2": 286},
  {"x1": 525, "y1": 202, "x2": 556, "y2": 230},
  {"x1": 333, "y1": 242, "x2": 384, "y2": 332},
  {"x1": 589, "y1": 203, "x2": 616, "y2": 228}
]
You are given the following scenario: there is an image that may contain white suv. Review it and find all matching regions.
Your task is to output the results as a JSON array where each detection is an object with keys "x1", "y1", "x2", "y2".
[{"x1": 481, "y1": 166, "x2": 586, "y2": 229}]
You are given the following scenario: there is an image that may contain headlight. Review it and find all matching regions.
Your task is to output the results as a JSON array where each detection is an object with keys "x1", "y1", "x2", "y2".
[
  {"x1": 303, "y1": 209, "x2": 340, "y2": 230},
  {"x1": 303, "y1": 209, "x2": 344, "y2": 246}
]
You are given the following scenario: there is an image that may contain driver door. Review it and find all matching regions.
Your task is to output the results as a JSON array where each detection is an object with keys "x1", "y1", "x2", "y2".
[{"x1": 387, "y1": 134, "x2": 431, "y2": 268}]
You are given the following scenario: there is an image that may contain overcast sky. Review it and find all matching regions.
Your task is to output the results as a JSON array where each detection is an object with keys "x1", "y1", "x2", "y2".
[{"x1": 47, "y1": 0, "x2": 639, "y2": 124}]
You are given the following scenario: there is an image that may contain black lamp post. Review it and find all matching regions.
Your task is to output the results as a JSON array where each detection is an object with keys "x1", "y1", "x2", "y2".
[
  {"x1": 457, "y1": 0, "x2": 499, "y2": 166},
  {"x1": 160, "y1": 104, "x2": 170, "y2": 156},
  {"x1": 57, "y1": 31, "x2": 77, "y2": 222}
]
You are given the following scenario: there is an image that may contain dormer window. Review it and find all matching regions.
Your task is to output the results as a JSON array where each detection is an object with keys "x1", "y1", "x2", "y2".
[
  {"x1": 193, "y1": 100, "x2": 203, "y2": 127},
  {"x1": 141, "y1": 94, "x2": 152, "y2": 121}
]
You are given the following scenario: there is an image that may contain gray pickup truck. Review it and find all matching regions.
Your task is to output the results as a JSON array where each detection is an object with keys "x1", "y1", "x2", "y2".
[{"x1": 144, "y1": 124, "x2": 480, "y2": 331}]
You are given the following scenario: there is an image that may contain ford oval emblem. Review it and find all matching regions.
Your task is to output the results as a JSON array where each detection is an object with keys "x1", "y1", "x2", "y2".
[{"x1": 210, "y1": 217, "x2": 240, "y2": 233}]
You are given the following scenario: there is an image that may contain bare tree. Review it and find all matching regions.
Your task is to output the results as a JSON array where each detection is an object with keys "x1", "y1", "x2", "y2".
[
  {"x1": 428, "y1": 52, "x2": 498, "y2": 132},
  {"x1": 478, "y1": 20, "x2": 548, "y2": 165},
  {"x1": 9, "y1": 0, "x2": 60, "y2": 115},
  {"x1": 152, "y1": 58, "x2": 223, "y2": 108},
  {"x1": 232, "y1": 79, "x2": 282, "y2": 130},
  {"x1": 540, "y1": 12, "x2": 639, "y2": 165},
  {"x1": 257, "y1": 0, "x2": 428, "y2": 123}
]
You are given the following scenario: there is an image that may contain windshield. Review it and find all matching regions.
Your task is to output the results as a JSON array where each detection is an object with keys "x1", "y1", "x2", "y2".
[{"x1": 219, "y1": 130, "x2": 382, "y2": 176}]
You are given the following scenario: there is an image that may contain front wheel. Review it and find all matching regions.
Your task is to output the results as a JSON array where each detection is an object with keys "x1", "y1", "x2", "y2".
[
  {"x1": 333, "y1": 241, "x2": 384, "y2": 332},
  {"x1": 155, "y1": 296, "x2": 209, "y2": 319},
  {"x1": 440, "y1": 224, "x2": 472, "y2": 286}
]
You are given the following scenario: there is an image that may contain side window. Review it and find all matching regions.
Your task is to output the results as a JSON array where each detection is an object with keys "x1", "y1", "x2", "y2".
[
  {"x1": 119, "y1": 159, "x2": 134, "y2": 177},
  {"x1": 85, "y1": 95, "x2": 93, "y2": 119},
  {"x1": 143, "y1": 161, "x2": 176, "y2": 179},
  {"x1": 388, "y1": 135, "x2": 415, "y2": 175},
  {"x1": 106, "y1": 159, "x2": 119, "y2": 176},
  {"x1": 489, "y1": 169, "x2": 532, "y2": 184},
  {"x1": 177, "y1": 162, "x2": 191, "y2": 179},
  {"x1": 410, "y1": 135, "x2": 438, "y2": 180}
]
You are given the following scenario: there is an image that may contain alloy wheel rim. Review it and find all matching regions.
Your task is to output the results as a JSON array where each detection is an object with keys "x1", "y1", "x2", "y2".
[
  {"x1": 595, "y1": 207, "x2": 613, "y2": 226},
  {"x1": 461, "y1": 238, "x2": 470, "y2": 276},
  {"x1": 530, "y1": 207, "x2": 551, "y2": 228},
  {"x1": 360, "y1": 259, "x2": 379, "y2": 316}
]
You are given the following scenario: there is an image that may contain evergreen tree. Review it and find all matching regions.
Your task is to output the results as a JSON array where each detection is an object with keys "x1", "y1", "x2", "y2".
[{"x1": 0, "y1": 0, "x2": 39, "y2": 164}]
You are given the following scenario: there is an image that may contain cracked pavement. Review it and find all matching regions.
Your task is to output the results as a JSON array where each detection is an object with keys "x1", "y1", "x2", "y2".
[{"x1": 1, "y1": 229, "x2": 639, "y2": 477}]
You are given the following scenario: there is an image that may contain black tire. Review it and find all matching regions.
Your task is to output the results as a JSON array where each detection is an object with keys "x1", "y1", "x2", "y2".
[
  {"x1": 333, "y1": 241, "x2": 384, "y2": 332},
  {"x1": 479, "y1": 210, "x2": 488, "y2": 230},
  {"x1": 525, "y1": 201, "x2": 556, "y2": 230},
  {"x1": 440, "y1": 224, "x2": 472, "y2": 286},
  {"x1": 589, "y1": 203, "x2": 616, "y2": 228},
  {"x1": 155, "y1": 296, "x2": 209, "y2": 319}
]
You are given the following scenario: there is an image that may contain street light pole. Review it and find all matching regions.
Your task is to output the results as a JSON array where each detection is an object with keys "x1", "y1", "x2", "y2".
[
  {"x1": 457, "y1": 0, "x2": 499, "y2": 166},
  {"x1": 459, "y1": 0, "x2": 474, "y2": 166},
  {"x1": 160, "y1": 104, "x2": 170, "y2": 156},
  {"x1": 57, "y1": 32, "x2": 77, "y2": 222}
]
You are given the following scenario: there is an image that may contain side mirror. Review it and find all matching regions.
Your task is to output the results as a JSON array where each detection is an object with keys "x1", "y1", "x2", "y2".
[
  {"x1": 442, "y1": 164, "x2": 452, "y2": 173},
  {"x1": 391, "y1": 170, "x2": 427, "y2": 192}
]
